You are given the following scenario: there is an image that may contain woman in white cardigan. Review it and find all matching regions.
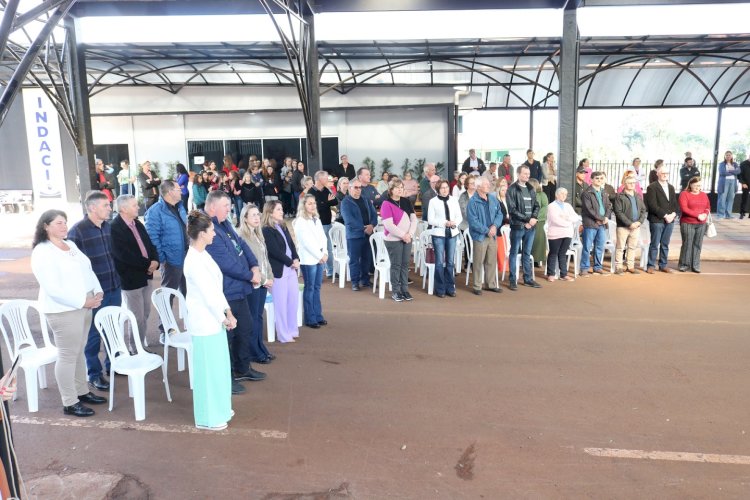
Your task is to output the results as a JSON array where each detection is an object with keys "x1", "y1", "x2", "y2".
[
  {"x1": 183, "y1": 210, "x2": 237, "y2": 431},
  {"x1": 31, "y1": 210, "x2": 107, "y2": 417},
  {"x1": 292, "y1": 194, "x2": 329, "y2": 328},
  {"x1": 427, "y1": 180, "x2": 463, "y2": 297}
]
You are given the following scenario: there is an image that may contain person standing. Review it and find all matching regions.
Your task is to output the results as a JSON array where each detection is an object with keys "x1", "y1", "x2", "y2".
[
  {"x1": 421, "y1": 175, "x2": 440, "y2": 222},
  {"x1": 573, "y1": 165, "x2": 587, "y2": 215},
  {"x1": 183, "y1": 210, "x2": 237, "y2": 431},
  {"x1": 175, "y1": 163, "x2": 190, "y2": 211},
  {"x1": 427, "y1": 180, "x2": 462, "y2": 298},
  {"x1": 740, "y1": 158, "x2": 750, "y2": 219},
  {"x1": 310, "y1": 170, "x2": 338, "y2": 278},
  {"x1": 192, "y1": 173, "x2": 208, "y2": 210},
  {"x1": 117, "y1": 160, "x2": 135, "y2": 196},
  {"x1": 529, "y1": 178, "x2": 548, "y2": 267},
  {"x1": 293, "y1": 194, "x2": 329, "y2": 327},
  {"x1": 110, "y1": 195, "x2": 160, "y2": 352},
  {"x1": 145, "y1": 180, "x2": 188, "y2": 297},
  {"x1": 579, "y1": 171, "x2": 613, "y2": 276},
  {"x1": 338, "y1": 154, "x2": 356, "y2": 180},
  {"x1": 67, "y1": 191, "x2": 121, "y2": 393},
  {"x1": 498, "y1": 154, "x2": 514, "y2": 184},
  {"x1": 542, "y1": 153, "x2": 557, "y2": 202},
  {"x1": 381, "y1": 178, "x2": 418, "y2": 301},
  {"x1": 506, "y1": 166, "x2": 541, "y2": 290},
  {"x1": 613, "y1": 176, "x2": 647, "y2": 275},
  {"x1": 261, "y1": 201, "x2": 301, "y2": 342},
  {"x1": 521, "y1": 149, "x2": 543, "y2": 183},
  {"x1": 717, "y1": 150, "x2": 739, "y2": 219},
  {"x1": 545, "y1": 188, "x2": 577, "y2": 282},
  {"x1": 340, "y1": 179, "x2": 377, "y2": 291},
  {"x1": 679, "y1": 157, "x2": 700, "y2": 192},
  {"x1": 31, "y1": 210, "x2": 107, "y2": 417},
  {"x1": 462, "y1": 149, "x2": 486, "y2": 176},
  {"x1": 644, "y1": 164, "x2": 679, "y2": 273},
  {"x1": 203, "y1": 191, "x2": 266, "y2": 392},
  {"x1": 467, "y1": 177, "x2": 505, "y2": 295},
  {"x1": 138, "y1": 160, "x2": 161, "y2": 210},
  {"x1": 678, "y1": 177, "x2": 711, "y2": 273}
]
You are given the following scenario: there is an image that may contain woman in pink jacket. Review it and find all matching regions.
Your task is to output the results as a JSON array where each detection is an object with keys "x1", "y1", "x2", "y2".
[
  {"x1": 381, "y1": 178, "x2": 418, "y2": 302},
  {"x1": 545, "y1": 187, "x2": 579, "y2": 282}
]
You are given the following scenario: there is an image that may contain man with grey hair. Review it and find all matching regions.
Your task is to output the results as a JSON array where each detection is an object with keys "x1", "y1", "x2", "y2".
[
  {"x1": 466, "y1": 177, "x2": 504, "y2": 294},
  {"x1": 67, "y1": 190, "x2": 121, "y2": 393},
  {"x1": 138, "y1": 160, "x2": 161, "y2": 209},
  {"x1": 311, "y1": 169, "x2": 338, "y2": 277},
  {"x1": 111, "y1": 194, "x2": 160, "y2": 352},
  {"x1": 421, "y1": 174, "x2": 440, "y2": 222},
  {"x1": 419, "y1": 162, "x2": 437, "y2": 195},
  {"x1": 145, "y1": 179, "x2": 188, "y2": 324}
]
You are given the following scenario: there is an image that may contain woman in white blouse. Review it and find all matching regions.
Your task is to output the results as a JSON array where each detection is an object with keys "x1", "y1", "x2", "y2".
[
  {"x1": 292, "y1": 194, "x2": 329, "y2": 328},
  {"x1": 427, "y1": 180, "x2": 463, "y2": 297},
  {"x1": 31, "y1": 210, "x2": 107, "y2": 417},
  {"x1": 183, "y1": 210, "x2": 237, "y2": 431}
]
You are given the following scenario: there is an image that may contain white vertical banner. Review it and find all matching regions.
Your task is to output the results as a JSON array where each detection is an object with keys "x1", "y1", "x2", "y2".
[{"x1": 22, "y1": 88, "x2": 67, "y2": 202}]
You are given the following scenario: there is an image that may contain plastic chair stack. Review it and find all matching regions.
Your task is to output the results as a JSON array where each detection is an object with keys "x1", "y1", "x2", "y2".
[
  {"x1": 329, "y1": 222, "x2": 350, "y2": 288},
  {"x1": 151, "y1": 287, "x2": 193, "y2": 389},
  {"x1": 369, "y1": 231, "x2": 392, "y2": 299}
]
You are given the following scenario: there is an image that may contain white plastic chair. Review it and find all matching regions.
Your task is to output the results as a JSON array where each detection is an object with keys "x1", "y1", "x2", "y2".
[
  {"x1": 0, "y1": 300, "x2": 57, "y2": 412},
  {"x1": 264, "y1": 294, "x2": 276, "y2": 342},
  {"x1": 329, "y1": 222, "x2": 350, "y2": 288},
  {"x1": 638, "y1": 220, "x2": 651, "y2": 270},
  {"x1": 569, "y1": 219, "x2": 583, "y2": 273},
  {"x1": 94, "y1": 306, "x2": 171, "y2": 421},
  {"x1": 413, "y1": 221, "x2": 428, "y2": 270},
  {"x1": 420, "y1": 230, "x2": 436, "y2": 295},
  {"x1": 454, "y1": 233, "x2": 464, "y2": 275},
  {"x1": 543, "y1": 223, "x2": 579, "y2": 278},
  {"x1": 500, "y1": 225, "x2": 511, "y2": 283},
  {"x1": 151, "y1": 287, "x2": 193, "y2": 389},
  {"x1": 603, "y1": 219, "x2": 617, "y2": 272},
  {"x1": 462, "y1": 229, "x2": 474, "y2": 286},
  {"x1": 369, "y1": 231, "x2": 391, "y2": 299}
]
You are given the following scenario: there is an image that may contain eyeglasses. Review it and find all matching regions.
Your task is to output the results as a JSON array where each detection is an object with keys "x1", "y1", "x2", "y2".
[{"x1": 351, "y1": 186, "x2": 362, "y2": 190}]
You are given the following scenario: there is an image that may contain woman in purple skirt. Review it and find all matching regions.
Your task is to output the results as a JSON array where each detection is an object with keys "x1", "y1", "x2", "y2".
[{"x1": 261, "y1": 201, "x2": 300, "y2": 342}]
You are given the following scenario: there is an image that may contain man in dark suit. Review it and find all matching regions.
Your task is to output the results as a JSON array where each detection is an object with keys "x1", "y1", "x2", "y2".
[
  {"x1": 521, "y1": 149, "x2": 543, "y2": 183},
  {"x1": 644, "y1": 165, "x2": 679, "y2": 274},
  {"x1": 462, "y1": 149, "x2": 485, "y2": 176},
  {"x1": 338, "y1": 154, "x2": 356, "y2": 180},
  {"x1": 110, "y1": 194, "x2": 160, "y2": 353},
  {"x1": 739, "y1": 158, "x2": 750, "y2": 219},
  {"x1": 138, "y1": 160, "x2": 161, "y2": 209}
]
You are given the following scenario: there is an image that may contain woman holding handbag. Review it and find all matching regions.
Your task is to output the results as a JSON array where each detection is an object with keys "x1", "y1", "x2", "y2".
[{"x1": 678, "y1": 176, "x2": 711, "y2": 273}]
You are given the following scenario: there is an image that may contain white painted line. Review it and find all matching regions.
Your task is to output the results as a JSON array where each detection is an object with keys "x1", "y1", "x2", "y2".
[
  {"x1": 11, "y1": 415, "x2": 287, "y2": 439},
  {"x1": 693, "y1": 273, "x2": 750, "y2": 276},
  {"x1": 584, "y1": 447, "x2": 750, "y2": 465}
]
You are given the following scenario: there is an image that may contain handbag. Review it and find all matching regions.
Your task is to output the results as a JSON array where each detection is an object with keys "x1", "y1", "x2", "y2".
[
  {"x1": 705, "y1": 213, "x2": 717, "y2": 238},
  {"x1": 425, "y1": 246, "x2": 435, "y2": 264}
]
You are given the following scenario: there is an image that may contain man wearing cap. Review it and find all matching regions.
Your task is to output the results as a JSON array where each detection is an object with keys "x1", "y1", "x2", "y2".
[
  {"x1": 580, "y1": 171, "x2": 613, "y2": 276},
  {"x1": 573, "y1": 165, "x2": 587, "y2": 215},
  {"x1": 462, "y1": 149, "x2": 486, "y2": 176},
  {"x1": 467, "y1": 177, "x2": 505, "y2": 295},
  {"x1": 138, "y1": 160, "x2": 161, "y2": 209}
]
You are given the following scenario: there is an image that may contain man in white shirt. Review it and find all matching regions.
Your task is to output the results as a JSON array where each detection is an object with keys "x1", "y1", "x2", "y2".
[{"x1": 462, "y1": 149, "x2": 486, "y2": 176}]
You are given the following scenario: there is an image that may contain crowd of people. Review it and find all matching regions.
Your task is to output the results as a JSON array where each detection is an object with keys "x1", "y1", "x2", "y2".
[{"x1": 26, "y1": 147, "x2": 739, "y2": 429}]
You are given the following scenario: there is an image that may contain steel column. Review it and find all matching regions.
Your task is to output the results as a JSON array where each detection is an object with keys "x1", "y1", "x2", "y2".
[
  {"x1": 557, "y1": 3, "x2": 580, "y2": 197},
  {"x1": 0, "y1": 0, "x2": 21, "y2": 60},
  {"x1": 65, "y1": 16, "x2": 95, "y2": 202},
  {"x1": 448, "y1": 104, "x2": 457, "y2": 181},
  {"x1": 303, "y1": 9, "x2": 322, "y2": 171},
  {"x1": 529, "y1": 108, "x2": 534, "y2": 149},
  {"x1": 710, "y1": 106, "x2": 723, "y2": 199}
]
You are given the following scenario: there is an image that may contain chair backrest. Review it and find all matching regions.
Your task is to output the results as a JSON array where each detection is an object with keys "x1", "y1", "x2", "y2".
[
  {"x1": 639, "y1": 219, "x2": 650, "y2": 244},
  {"x1": 415, "y1": 220, "x2": 427, "y2": 238},
  {"x1": 419, "y1": 228, "x2": 433, "y2": 249},
  {"x1": 329, "y1": 222, "x2": 348, "y2": 255},
  {"x1": 571, "y1": 219, "x2": 583, "y2": 243},
  {"x1": 94, "y1": 306, "x2": 138, "y2": 359},
  {"x1": 0, "y1": 300, "x2": 50, "y2": 359},
  {"x1": 500, "y1": 225, "x2": 511, "y2": 256},
  {"x1": 151, "y1": 287, "x2": 186, "y2": 340},
  {"x1": 606, "y1": 219, "x2": 617, "y2": 243},
  {"x1": 370, "y1": 231, "x2": 390, "y2": 266},
  {"x1": 543, "y1": 222, "x2": 550, "y2": 253},
  {"x1": 461, "y1": 228, "x2": 473, "y2": 261}
]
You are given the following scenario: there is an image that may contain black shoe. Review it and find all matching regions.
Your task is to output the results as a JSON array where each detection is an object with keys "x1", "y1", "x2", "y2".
[
  {"x1": 305, "y1": 323, "x2": 321, "y2": 329},
  {"x1": 472, "y1": 289, "x2": 482, "y2": 296},
  {"x1": 231, "y1": 381, "x2": 246, "y2": 395},
  {"x1": 435, "y1": 293, "x2": 445, "y2": 298},
  {"x1": 361, "y1": 281, "x2": 372, "y2": 288},
  {"x1": 78, "y1": 392, "x2": 107, "y2": 405},
  {"x1": 234, "y1": 368, "x2": 266, "y2": 382},
  {"x1": 407, "y1": 278, "x2": 414, "y2": 285},
  {"x1": 486, "y1": 287, "x2": 503, "y2": 293},
  {"x1": 351, "y1": 285, "x2": 361, "y2": 292},
  {"x1": 392, "y1": 292, "x2": 404, "y2": 302},
  {"x1": 255, "y1": 357, "x2": 272, "y2": 364},
  {"x1": 509, "y1": 282, "x2": 518, "y2": 291},
  {"x1": 402, "y1": 291, "x2": 414, "y2": 301},
  {"x1": 266, "y1": 353, "x2": 277, "y2": 361},
  {"x1": 63, "y1": 402, "x2": 95, "y2": 417},
  {"x1": 447, "y1": 291, "x2": 457, "y2": 297},
  {"x1": 317, "y1": 320, "x2": 328, "y2": 326},
  {"x1": 740, "y1": 213, "x2": 746, "y2": 219},
  {"x1": 89, "y1": 375, "x2": 109, "y2": 391},
  {"x1": 523, "y1": 281, "x2": 542, "y2": 288}
]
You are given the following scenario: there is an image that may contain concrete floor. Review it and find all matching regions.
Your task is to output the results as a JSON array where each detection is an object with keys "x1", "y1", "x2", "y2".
[{"x1": 1, "y1": 243, "x2": 749, "y2": 499}]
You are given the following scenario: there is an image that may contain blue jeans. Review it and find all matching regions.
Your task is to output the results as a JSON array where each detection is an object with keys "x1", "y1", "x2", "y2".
[
  {"x1": 301, "y1": 263, "x2": 325, "y2": 325},
  {"x1": 648, "y1": 221, "x2": 674, "y2": 270},
  {"x1": 246, "y1": 288, "x2": 270, "y2": 361},
  {"x1": 232, "y1": 197, "x2": 244, "y2": 224},
  {"x1": 509, "y1": 226, "x2": 535, "y2": 284},
  {"x1": 432, "y1": 234, "x2": 457, "y2": 295},
  {"x1": 86, "y1": 287, "x2": 121, "y2": 380},
  {"x1": 717, "y1": 178, "x2": 737, "y2": 218},
  {"x1": 581, "y1": 225, "x2": 608, "y2": 272},
  {"x1": 322, "y1": 224, "x2": 334, "y2": 276},
  {"x1": 347, "y1": 237, "x2": 372, "y2": 287}
]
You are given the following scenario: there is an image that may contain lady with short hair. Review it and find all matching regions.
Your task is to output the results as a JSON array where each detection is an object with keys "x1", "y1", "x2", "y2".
[
  {"x1": 381, "y1": 178, "x2": 418, "y2": 301},
  {"x1": 31, "y1": 210, "x2": 107, "y2": 417},
  {"x1": 544, "y1": 188, "x2": 578, "y2": 282},
  {"x1": 678, "y1": 176, "x2": 711, "y2": 272},
  {"x1": 427, "y1": 180, "x2": 462, "y2": 297},
  {"x1": 292, "y1": 194, "x2": 329, "y2": 327},
  {"x1": 376, "y1": 172, "x2": 391, "y2": 194},
  {"x1": 261, "y1": 201, "x2": 300, "y2": 342},
  {"x1": 529, "y1": 178, "x2": 549, "y2": 267},
  {"x1": 402, "y1": 171, "x2": 419, "y2": 206},
  {"x1": 183, "y1": 210, "x2": 237, "y2": 430}
]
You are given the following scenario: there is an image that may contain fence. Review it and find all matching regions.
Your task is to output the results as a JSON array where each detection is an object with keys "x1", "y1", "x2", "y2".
[{"x1": 590, "y1": 161, "x2": 714, "y2": 192}]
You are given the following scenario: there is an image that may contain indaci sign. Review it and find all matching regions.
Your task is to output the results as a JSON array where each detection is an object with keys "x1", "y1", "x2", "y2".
[{"x1": 22, "y1": 88, "x2": 67, "y2": 201}]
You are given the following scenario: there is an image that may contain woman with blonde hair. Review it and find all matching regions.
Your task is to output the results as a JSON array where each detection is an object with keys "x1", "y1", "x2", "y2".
[
  {"x1": 529, "y1": 178, "x2": 549, "y2": 266},
  {"x1": 238, "y1": 204, "x2": 275, "y2": 363},
  {"x1": 495, "y1": 178, "x2": 510, "y2": 276},
  {"x1": 260, "y1": 201, "x2": 300, "y2": 342},
  {"x1": 292, "y1": 194, "x2": 329, "y2": 327}
]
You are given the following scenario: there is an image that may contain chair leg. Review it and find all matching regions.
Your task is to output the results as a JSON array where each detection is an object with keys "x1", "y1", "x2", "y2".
[
  {"x1": 297, "y1": 289, "x2": 303, "y2": 327},
  {"x1": 23, "y1": 367, "x2": 39, "y2": 413},
  {"x1": 127, "y1": 375, "x2": 134, "y2": 398},
  {"x1": 109, "y1": 368, "x2": 116, "y2": 412},
  {"x1": 162, "y1": 361, "x2": 172, "y2": 403},
  {"x1": 339, "y1": 263, "x2": 346, "y2": 288},
  {"x1": 378, "y1": 271, "x2": 386, "y2": 299},
  {"x1": 176, "y1": 347, "x2": 185, "y2": 372},
  {"x1": 372, "y1": 270, "x2": 378, "y2": 294},
  {"x1": 38, "y1": 365, "x2": 48, "y2": 388},
  {"x1": 131, "y1": 376, "x2": 146, "y2": 421},
  {"x1": 265, "y1": 303, "x2": 275, "y2": 343}
]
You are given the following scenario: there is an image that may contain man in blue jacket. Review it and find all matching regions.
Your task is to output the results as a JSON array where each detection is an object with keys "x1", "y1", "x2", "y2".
[
  {"x1": 204, "y1": 191, "x2": 266, "y2": 394},
  {"x1": 145, "y1": 180, "x2": 188, "y2": 296},
  {"x1": 341, "y1": 178, "x2": 378, "y2": 291},
  {"x1": 467, "y1": 177, "x2": 505, "y2": 295}
]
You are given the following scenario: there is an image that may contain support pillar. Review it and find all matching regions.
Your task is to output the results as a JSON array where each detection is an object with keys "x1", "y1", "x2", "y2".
[
  {"x1": 710, "y1": 106, "x2": 723, "y2": 199},
  {"x1": 448, "y1": 104, "x2": 457, "y2": 181},
  {"x1": 303, "y1": 10, "x2": 322, "y2": 172},
  {"x1": 529, "y1": 108, "x2": 534, "y2": 150},
  {"x1": 557, "y1": 3, "x2": 580, "y2": 197},
  {"x1": 65, "y1": 16, "x2": 95, "y2": 204}
]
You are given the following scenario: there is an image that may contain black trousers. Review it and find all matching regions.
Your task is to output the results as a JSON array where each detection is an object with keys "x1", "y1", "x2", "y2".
[
  {"x1": 546, "y1": 237, "x2": 572, "y2": 278},
  {"x1": 246, "y1": 289, "x2": 271, "y2": 361},
  {"x1": 227, "y1": 297, "x2": 254, "y2": 374},
  {"x1": 741, "y1": 185, "x2": 749, "y2": 215}
]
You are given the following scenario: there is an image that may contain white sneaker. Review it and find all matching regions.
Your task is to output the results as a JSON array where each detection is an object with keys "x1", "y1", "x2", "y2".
[{"x1": 196, "y1": 423, "x2": 228, "y2": 431}]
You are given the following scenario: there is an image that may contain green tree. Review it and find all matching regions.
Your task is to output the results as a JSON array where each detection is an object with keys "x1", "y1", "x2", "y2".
[
  {"x1": 362, "y1": 156, "x2": 376, "y2": 173},
  {"x1": 381, "y1": 158, "x2": 393, "y2": 175},
  {"x1": 401, "y1": 158, "x2": 412, "y2": 178}
]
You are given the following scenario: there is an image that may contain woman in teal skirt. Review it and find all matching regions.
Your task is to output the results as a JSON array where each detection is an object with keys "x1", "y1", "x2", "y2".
[{"x1": 183, "y1": 211, "x2": 237, "y2": 430}]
